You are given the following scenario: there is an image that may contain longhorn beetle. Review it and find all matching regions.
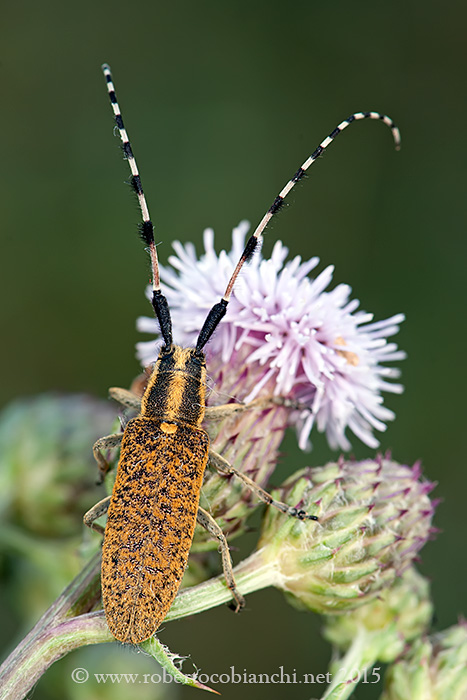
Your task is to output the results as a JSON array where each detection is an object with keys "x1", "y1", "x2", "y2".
[{"x1": 84, "y1": 64, "x2": 400, "y2": 645}]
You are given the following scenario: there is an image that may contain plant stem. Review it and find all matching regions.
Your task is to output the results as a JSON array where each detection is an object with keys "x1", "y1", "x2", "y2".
[
  {"x1": 0, "y1": 553, "x2": 111, "y2": 700},
  {"x1": 166, "y1": 548, "x2": 278, "y2": 622},
  {"x1": 0, "y1": 548, "x2": 278, "y2": 699},
  {"x1": 320, "y1": 628, "x2": 383, "y2": 700}
]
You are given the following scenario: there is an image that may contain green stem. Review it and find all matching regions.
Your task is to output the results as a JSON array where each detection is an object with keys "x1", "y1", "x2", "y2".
[
  {"x1": 0, "y1": 548, "x2": 278, "y2": 700},
  {"x1": 167, "y1": 548, "x2": 278, "y2": 621},
  {"x1": 320, "y1": 628, "x2": 383, "y2": 700},
  {"x1": 0, "y1": 553, "x2": 112, "y2": 700}
]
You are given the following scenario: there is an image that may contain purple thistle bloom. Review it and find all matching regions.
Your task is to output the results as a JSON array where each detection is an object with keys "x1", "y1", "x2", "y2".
[{"x1": 137, "y1": 222, "x2": 405, "y2": 452}]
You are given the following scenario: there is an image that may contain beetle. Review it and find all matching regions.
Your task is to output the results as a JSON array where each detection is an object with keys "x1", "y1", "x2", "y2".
[{"x1": 84, "y1": 64, "x2": 399, "y2": 644}]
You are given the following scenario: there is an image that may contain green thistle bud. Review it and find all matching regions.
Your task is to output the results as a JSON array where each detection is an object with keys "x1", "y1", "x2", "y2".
[
  {"x1": 0, "y1": 394, "x2": 116, "y2": 621},
  {"x1": 257, "y1": 457, "x2": 437, "y2": 614},
  {"x1": 319, "y1": 569, "x2": 432, "y2": 700},
  {"x1": 324, "y1": 567, "x2": 432, "y2": 661},
  {"x1": 0, "y1": 394, "x2": 115, "y2": 538},
  {"x1": 381, "y1": 623, "x2": 467, "y2": 700}
]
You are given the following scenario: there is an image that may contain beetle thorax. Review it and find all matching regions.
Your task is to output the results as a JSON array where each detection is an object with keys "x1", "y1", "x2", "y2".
[{"x1": 140, "y1": 345, "x2": 207, "y2": 427}]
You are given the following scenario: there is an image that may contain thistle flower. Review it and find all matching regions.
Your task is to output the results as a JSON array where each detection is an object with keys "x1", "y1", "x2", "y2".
[
  {"x1": 137, "y1": 222, "x2": 405, "y2": 453},
  {"x1": 381, "y1": 623, "x2": 467, "y2": 700}
]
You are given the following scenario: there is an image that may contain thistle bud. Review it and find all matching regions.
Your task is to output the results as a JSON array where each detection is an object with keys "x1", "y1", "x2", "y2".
[
  {"x1": 257, "y1": 457, "x2": 437, "y2": 614},
  {"x1": 0, "y1": 394, "x2": 116, "y2": 620},
  {"x1": 381, "y1": 623, "x2": 467, "y2": 700},
  {"x1": 324, "y1": 567, "x2": 432, "y2": 661},
  {"x1": 0, "y1": 394, "x2": 115, "y2": 537}
]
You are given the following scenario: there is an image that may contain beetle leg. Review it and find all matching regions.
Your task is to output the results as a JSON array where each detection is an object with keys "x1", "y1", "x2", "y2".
[
  {"x1": 209, "y1": 449, "x2": 318, "y2": 522},
  {"x1": 93, "y1": 387, "x2": 141, "y2": 483},
  {"x1": 108, "y1": 387, "x2": 142, "y2": 410},
  {"x1": 83, "y1": 495, "x2": 111, "y2": 535},
  {"x1": 93, "y1": 432, "x2": 124, "y2": 483},
  {"x1": 196, "y1": 505, "x2": 245, "y2": 612},
  {"x1": 204, "y1": 395, "x2": 305, "y2": 421}
]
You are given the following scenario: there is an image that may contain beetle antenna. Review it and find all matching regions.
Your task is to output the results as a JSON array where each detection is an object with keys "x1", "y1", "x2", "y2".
[
  {"x1": 102, "y1": 63, "x2": 172, "y2": 348},
  {"x1": 196, "y1": 111, "x2": 400, "y2": 352}
]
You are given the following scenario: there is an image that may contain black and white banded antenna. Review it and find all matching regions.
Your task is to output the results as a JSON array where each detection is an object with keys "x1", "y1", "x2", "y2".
[
  {"x1": 102, "y1": 63, "x2": 173, "y2": 349},
  {"x1": 102, "y1": 64, "x2": 399, "y2": 355},
  {"x1": 195, "y1": 111, "x2": 400, "y2": 352}
]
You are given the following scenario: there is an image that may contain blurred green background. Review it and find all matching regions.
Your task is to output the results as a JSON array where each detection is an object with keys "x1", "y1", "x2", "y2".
[{"x1": 1, "y1": 1, "x2": 466, "y2": 698}]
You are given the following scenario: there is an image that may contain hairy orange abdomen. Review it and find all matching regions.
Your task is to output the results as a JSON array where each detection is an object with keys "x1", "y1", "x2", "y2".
[{"x1": 102, "y1": 417, "x2": 209, "y2": 643}]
